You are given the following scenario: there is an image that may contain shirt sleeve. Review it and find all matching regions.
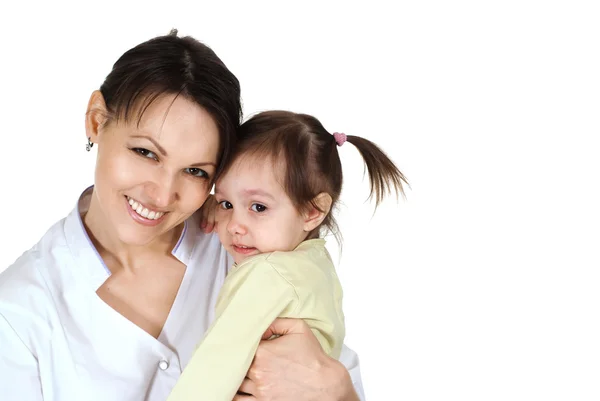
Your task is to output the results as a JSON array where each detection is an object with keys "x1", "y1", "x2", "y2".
[
  {"x1": 0, "y1": 313, "x2": 43, "y2": 401},
  {"x1": 339, "y1": 344, "x2": 366, "y2": 401},
  {"x1": 167, "y1": 261, "x2": 297, "y2": 401}
]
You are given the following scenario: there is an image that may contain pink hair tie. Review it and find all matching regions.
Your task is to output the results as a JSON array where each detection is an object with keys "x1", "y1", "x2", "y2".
[{"x1": 333, "y1": 132, "x2": 347, "y2": 146}]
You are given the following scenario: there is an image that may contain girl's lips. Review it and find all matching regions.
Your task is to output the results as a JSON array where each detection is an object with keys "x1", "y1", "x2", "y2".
[{"x1": 232, "y1": 245, "x2": 258, "y2": 255}]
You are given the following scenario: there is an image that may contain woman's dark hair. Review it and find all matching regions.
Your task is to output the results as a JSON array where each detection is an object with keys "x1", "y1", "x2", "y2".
[
  {"x1": 232, "y1": 110, "x2": 408, "y2": 243},
  {"x1": 99, "y1": 29, "x2": 242, "y2": 179}
]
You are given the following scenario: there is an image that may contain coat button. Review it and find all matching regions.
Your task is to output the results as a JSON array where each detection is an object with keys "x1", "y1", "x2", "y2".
[{"x1": 159, "y1": 360, "x2": 169, "y2": 370}]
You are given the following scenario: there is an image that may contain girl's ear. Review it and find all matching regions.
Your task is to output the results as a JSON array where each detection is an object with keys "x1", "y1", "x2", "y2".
[{"x1": 303, "y1": 192, "x2": 333, "y2": 232}]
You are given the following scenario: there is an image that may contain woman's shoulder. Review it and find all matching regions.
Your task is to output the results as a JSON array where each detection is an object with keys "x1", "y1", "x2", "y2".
[
  {"x1": 0, "y1": 216, "x2": 69, "y2": 315},
  {"x1": 3, "y1": 215, "x2": 68, "y2": 273},
  {"x1": 0, "y1": 248, "x2": 49, "y2": 337},
  {"x1": 0, "y1": 206, "x2": 99, "y2": 350}
]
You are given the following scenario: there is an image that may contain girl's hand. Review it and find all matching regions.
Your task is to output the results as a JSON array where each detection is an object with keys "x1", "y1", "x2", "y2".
[{"x1": 198, "y1": 195, "x2": 218, "y2": 233}]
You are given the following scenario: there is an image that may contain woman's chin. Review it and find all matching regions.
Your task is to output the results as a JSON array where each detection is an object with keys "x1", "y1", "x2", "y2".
[
  {"x1": 117, "y1": 232, "x2": 158, "y2": 247},
  {"x1": 114, "y1": 223, "x2": 168, "y2": 247}
]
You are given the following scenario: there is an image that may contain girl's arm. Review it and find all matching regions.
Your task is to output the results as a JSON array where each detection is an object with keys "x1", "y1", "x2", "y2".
[{"x1": 167, "y1": 261, "x2": 297, "y2": 401}]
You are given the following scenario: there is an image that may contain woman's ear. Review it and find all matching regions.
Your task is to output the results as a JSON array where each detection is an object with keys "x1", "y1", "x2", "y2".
[
  {"x1": 303, "y1": 193, "x2": 333, "y2": 232},
  {"x1": 85, "y1": 90, "x2": 108, "y2": 145}
]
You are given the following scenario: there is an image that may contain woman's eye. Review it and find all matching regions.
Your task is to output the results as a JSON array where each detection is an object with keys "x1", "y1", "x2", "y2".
[
  {"x1": 186, "y1": 167, "x2": 208, "y2": 178},
  {"x1": 133, "y1": 148, "x2": 158, "y2": 161},
  {"x1": 219, "y1": 200, "x2": 233, "y2": 210},
  {"x1": 250, "y1": 203, "x2": 267, "y2": 213}
]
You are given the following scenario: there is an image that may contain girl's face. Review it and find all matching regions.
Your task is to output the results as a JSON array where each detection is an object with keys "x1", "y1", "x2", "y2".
[
  {"x1": 214, "y1": 156, "x2": 313, "y2": 265},
  {"x1": 86, "y1": 91, "x2": 220, "y2": 247}
]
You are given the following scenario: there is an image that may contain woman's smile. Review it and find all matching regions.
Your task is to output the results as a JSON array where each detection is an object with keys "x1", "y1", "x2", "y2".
[{"x1": 125, "y1": 195, "x2": 167, "y2": 226}]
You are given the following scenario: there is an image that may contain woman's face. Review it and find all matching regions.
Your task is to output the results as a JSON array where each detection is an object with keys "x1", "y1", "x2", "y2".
[{"x1": 86, "y1": 92, "x2": 220, "y2": 246}]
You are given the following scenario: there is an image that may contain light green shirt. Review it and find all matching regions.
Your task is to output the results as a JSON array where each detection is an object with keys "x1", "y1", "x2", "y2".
[{"x1": 167, "y1": 239, "x2": 345, "y2": 401}]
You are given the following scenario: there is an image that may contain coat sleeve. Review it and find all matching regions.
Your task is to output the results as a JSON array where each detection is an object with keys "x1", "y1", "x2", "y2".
[
  {"x1": 339, "y1": 344, "x2": 366, "y2": 401},
  {"x1": 0, "y1": 312, "x2": 43, "y2": 401}
]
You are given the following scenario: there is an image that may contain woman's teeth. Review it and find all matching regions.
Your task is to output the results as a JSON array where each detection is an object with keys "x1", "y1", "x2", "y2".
[{"x1": 127, "y1": 197, "x2": 165, "y2": 220}]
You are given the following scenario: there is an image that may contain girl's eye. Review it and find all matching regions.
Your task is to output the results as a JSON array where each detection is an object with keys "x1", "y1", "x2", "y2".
[
  {"x1": 185, "y1": 167, "x2": 208, "y2": 178},
  {"x1": 250, "y1": 203, "x2": 267, "y2": 213},
  {"x1": 133, "y1": 148, "x2": 158, "y2": 161},
  {"x1": 219, "y1": 200, "x2": 233, "y2": 210}
]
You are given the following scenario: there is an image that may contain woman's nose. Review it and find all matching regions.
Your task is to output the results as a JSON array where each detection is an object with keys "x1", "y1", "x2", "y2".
[{"x1": 146, "y1": 172, "x2": 179, "y2": 209}]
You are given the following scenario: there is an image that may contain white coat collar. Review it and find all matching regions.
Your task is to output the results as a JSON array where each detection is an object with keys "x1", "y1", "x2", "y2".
[{"x1": 63, "y1": 186, "x2": 196, "y2": 289}]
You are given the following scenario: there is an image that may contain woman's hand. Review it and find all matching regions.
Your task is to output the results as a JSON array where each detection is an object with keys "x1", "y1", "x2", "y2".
[
  {"x1": 198, "y1": 194, "x2": 218, "y2": 233},
  {"x1": 234, "y1": 318, "x2": 359, "y2": 401}
]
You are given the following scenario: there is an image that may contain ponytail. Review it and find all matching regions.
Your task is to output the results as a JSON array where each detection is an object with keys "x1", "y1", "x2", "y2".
[{"x1": 343, "y1": 135, "x2": 408, "y2": 207}]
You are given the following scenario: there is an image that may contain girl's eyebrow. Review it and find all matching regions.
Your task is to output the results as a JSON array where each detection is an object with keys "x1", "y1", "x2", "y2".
[{"x1": 243, "y1": 189, "x2": 275, "y2": 200}]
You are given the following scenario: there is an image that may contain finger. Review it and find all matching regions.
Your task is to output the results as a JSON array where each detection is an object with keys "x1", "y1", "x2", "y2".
[
  {"x1": 198, "y1": 195, "x2": 215, "y2": 229},
  {"x1": 233, "y1": 388, "x2": 256, "y2": 401},
  {"x1": 208, "y1": 201, "x2": 217, "y2": 222},
  {"x1": 261, "y1": 317, "x2": 308, "y2": 340},
  {"x1": 204, "y1": 207, "x2": 216, "y2": 233},
  {"x1": 237, "y1": 377, "x2": 257, "y2": 396},
  {"x1": 199, "y1": 209, "x2": 209, "y2": 228},
  {"x1": 233, "y1": 393, "x2": 255, "y2": 401}
]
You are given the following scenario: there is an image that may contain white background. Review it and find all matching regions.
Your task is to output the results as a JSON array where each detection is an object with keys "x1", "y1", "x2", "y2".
[{"x1": 1, "y1": 1, "x2": 599, "y2": 400}]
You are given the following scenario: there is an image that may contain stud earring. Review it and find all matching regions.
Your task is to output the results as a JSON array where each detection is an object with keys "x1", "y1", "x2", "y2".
[{"x1": 86, "y1": 137, "x2": 94, "y2": 152}]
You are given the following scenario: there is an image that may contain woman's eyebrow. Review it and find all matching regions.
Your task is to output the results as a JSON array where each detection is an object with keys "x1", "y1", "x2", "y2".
[
  {"x1": 130, "y1": 135, "x2": 168, "y2": 156},
  {"x1": 190, "y1": 161, "x2": 217, "y2": 167},
  {"x1": 131, "y1": 134, "x2": 216, "y2": 167}
]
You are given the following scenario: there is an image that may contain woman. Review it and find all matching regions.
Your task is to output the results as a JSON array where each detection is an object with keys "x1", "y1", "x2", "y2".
[{"x1": 0, "y1": 30, "x2": 364, "y2": 401}]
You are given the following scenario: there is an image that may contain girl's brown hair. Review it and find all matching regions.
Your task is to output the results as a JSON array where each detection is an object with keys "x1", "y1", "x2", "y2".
[{"x1": 232, "y1": 110, "x2": 408, "y2": 241}]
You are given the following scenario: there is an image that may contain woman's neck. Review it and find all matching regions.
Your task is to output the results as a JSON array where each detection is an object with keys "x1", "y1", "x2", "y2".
[{"x1": 82, "y1": 191, "x2": 182, "y2": 273}]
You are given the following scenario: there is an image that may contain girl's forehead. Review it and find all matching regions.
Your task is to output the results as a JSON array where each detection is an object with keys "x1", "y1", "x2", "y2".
[{"x1": 219, "y1": 155, "x2": 284, "y2": 186}]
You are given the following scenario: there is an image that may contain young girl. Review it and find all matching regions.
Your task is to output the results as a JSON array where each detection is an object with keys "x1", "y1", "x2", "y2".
[{"x1": 167, "y1": 110, "x2": 408, "y2": 401}]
